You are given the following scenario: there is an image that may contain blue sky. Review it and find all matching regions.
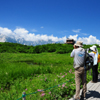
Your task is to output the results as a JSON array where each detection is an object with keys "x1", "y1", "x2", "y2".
[{"x1": 0, "y1": 0, "x2": 100, "y2": 44}]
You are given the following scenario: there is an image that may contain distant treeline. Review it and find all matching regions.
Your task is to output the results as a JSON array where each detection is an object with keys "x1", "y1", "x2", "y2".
[{"x1": 0, "y1": 42, "x2": 99, "y2": 54}]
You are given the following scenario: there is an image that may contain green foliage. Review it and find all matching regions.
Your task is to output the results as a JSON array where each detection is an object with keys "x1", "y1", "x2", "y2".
[
  {"x1": 0, "y1": 42, "x2": 74, "y2": 54},
  {"x1": 0, "y1": 52, "x2": 100, "y2": 100},
  {"x1": 56, "y1": 44, "x2": 73, "y2": 54},
  {"x1": 83, "y1": 44, "x2": 92, "y2": 49},
  {"x1": 1, "y1": 42, "x2": 99, "y2": 54},
  {"x1": 83, "y1": 44, "x2": 100, "y2": 49}
]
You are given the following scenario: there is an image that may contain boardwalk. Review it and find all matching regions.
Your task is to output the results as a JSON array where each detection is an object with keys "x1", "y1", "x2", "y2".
[{"x1": 69, "y1": 74, "x2": 100, "y2": 100}]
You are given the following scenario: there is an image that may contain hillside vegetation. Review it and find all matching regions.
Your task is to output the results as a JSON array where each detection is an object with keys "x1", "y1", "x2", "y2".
[{"x1": 0, "y1": 42, "x2": 99, "y2": 54}]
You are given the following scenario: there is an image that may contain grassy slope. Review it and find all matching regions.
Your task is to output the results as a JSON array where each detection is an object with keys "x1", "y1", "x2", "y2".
[{"x1": 0, "y1": 50, "x2": 100, "y2": 100}]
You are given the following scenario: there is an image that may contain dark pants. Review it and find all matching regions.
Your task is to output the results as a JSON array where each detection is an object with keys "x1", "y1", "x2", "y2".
[{"x1": 92, "y1": 63, "x2": 98, "y2": 82}]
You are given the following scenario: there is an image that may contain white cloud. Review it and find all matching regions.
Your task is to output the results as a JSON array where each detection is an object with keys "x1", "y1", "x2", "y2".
[
  {"x1": 68, "y1": 34, "x2": 100, "y2": 44},
  {"x1": 13, "y1": 28, "x2": 29, "y2": 40},
  {"x1": 14, "y1": 28, "x2": 29, "y2": 35},
  {"x1": 25, "y1": 34, "x2": 66, "y2": 42},
  {"x1": 0, "y1": 27, "x2": 65, "y2": 42},
  {"x1": 0, "y1": 36, "x2": 6, "y2": 42},
  {"x1": 0, "y1": 27, "x2": 100, "y2": 45},
  {"x1": 0, "y1": 27, "x2": 13, "y2": 36},
  {"x1": 40, "y1": 26, "x2": 44, "y2": 28},
  {"x1": 68, "y1": 34, "x2": 78, "y2": 41},
  {"x1": 78, "y1": 35, "x2": 100, "y2": 44},
  {"x1": 72, "y1": 29, "x2": 81, "y2": 33}
]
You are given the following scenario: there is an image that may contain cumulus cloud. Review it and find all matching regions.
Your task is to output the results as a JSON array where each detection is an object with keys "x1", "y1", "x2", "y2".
[
  {"x1": 68, "y1": 34, "x2": 100, "y2": 44},
  {"x1": 78, "y1": 35, "x2": 100, "y2": 44},
  {"x1": 48, "y1": 35, "x2": 66, "y2": 42},
  {"x1": 68, "y1": 34, "x2": 78, "y2": 41},
  {"x1": 0, "y1": 26, "x2": 100, "y2": 45},
  {"x1": 0, "y1": 36, "x2": 6, "y2": 42},
  {"x1": 0, "y1": 27, "x2": 13, "y2": 36},
  {"x1": 0, "y1": 27, "x2": 66, "y2": 42},
  {"x1": 14, "y1": 28, "x2": 29, "y2": 35},
  {"x1": 25, "y1": 34, "x2": 66, "y2": 42},
  {"x1": 72, "y1": 29, "x2": 81, "y2": 33}
]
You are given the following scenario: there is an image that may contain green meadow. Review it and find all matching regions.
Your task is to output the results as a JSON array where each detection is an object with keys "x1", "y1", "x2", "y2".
[{"x1": 0, "y1": 43, "x2": 100, "y2": 100}]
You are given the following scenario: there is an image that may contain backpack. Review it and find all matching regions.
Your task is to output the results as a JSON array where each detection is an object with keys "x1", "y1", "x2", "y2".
[
  {"x1": 98, "y1": 54, "x2": 100, "y2": 63},
  {"x1": 84, "y1": 49, "x2": 94, "y2": 71}
]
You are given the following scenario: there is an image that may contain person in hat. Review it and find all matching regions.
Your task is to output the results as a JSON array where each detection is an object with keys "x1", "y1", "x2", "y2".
[
  {"x1": 70, "y1": 41, "x2": 87, "y2": 100},
  {"x1": 89, "y1": 45, "x2": 98, "y2": 83}
]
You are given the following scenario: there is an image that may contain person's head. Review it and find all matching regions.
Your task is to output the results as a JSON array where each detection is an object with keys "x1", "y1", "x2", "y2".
[
  {"x1": 90, "y1": 45, "x2": 97, "y2": 52},
  {"x1": 74, "y1": 41, "x2": 83, "y2": 49}
]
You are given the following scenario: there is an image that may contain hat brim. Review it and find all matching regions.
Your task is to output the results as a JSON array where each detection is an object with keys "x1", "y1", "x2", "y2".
[{"x1": 74, "y1": 44, "x2": 83, "y2": 47}]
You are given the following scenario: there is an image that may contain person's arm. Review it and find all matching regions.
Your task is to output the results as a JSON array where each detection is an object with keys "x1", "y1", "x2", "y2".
[{"x1": 70, "y1": 49, "x2": 75, "y2": 58}]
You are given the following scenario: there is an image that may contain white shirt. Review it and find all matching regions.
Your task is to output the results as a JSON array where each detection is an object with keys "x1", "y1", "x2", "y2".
[{"x1": 89, "y1": 52, "x2": 98, "y2": 65}]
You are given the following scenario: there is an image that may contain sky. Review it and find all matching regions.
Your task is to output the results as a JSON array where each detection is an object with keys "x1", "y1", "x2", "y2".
[{"x1": 0, "y1": 0, "x2": 100, "y2": 44}]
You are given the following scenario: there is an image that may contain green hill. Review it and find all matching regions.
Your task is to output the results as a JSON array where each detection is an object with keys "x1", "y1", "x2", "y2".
[{"x1": 0, "y1": 42, "x2": 98, "y2": 54}]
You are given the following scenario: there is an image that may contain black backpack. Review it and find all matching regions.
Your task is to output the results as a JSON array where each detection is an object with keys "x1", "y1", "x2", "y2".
[{"x1": 84, "y1": 49, "x2": 94, "y2": 71}]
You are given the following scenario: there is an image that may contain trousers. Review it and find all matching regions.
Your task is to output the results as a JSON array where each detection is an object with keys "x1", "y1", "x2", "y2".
[
  {"x1": 92, "y1": 63, "x2": 98, "y2": 82},
  {"x1": 75, "y1": 67, "x2": 87, "y2": 99}
]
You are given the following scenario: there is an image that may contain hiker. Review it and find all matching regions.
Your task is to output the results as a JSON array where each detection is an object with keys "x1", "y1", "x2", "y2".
[
  {"x1": 70, "y1": 41, "x2": 87, "y2": 100},
  {"x1": 89, "y1": 45, "x2": 99, "y2": 83}
]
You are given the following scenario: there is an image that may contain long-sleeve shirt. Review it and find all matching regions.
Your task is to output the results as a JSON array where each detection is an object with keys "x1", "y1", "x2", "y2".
[{"x1": 70, "y1": 47, "x2": 85, "y2": 69}]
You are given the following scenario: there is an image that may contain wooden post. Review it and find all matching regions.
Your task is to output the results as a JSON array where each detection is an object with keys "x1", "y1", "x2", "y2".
[{"x1": 22, "y1": 92, "x2": 26, "y2": 100}]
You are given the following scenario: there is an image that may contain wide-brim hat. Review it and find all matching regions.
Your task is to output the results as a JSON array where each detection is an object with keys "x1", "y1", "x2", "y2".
[
  {"x1": 90, "y1": 45, "x2": 97, "y2": 52},
  {"x1": 74, "y1": 41, "x2": 83, "y2": 47}
]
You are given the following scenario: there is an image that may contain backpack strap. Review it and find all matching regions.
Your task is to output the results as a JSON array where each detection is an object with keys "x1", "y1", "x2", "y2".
[{"x1": 84, "y1": 49, "x2": 87, "y2": 70}]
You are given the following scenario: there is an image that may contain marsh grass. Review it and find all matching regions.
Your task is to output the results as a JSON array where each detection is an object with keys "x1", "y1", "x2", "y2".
[{"x1": 0, "y1": 52, "x2": 100, "y2": 100}]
